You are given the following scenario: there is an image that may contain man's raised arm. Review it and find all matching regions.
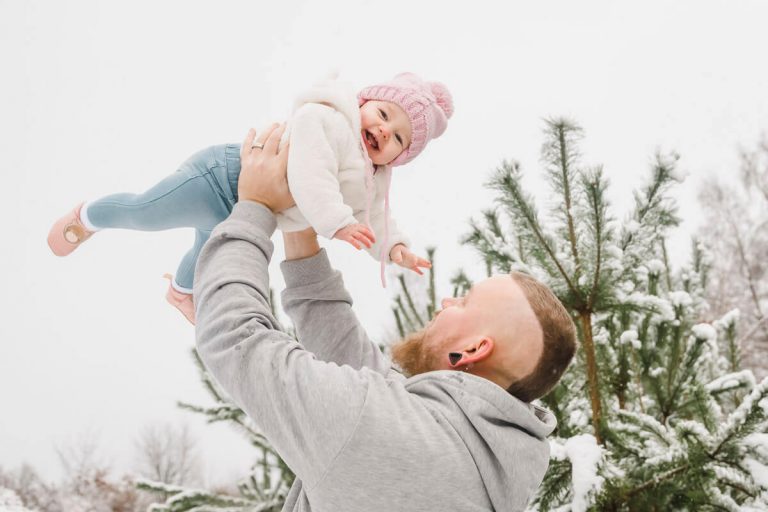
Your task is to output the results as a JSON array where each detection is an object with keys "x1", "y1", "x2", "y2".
[
  {"x1": 192, "y1": 125, "x2": 374, "y2": 489},
  {"x1": 279, "y1": 229, "x2": 393, "y2": 375}
]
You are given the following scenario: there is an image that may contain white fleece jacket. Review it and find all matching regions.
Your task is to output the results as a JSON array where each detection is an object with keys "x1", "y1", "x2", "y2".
[{"x1": 275, "y1": 78, "x2": 409, "y2": 262}]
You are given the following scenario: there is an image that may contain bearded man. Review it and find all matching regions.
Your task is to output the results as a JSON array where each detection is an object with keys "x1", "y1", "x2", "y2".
[{"x1": 193, "y1": 124, "x2": 578, "y2": 512}]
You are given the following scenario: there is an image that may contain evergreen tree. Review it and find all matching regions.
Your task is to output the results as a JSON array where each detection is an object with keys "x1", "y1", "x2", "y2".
[
  {"x1": 139, "y1": 290, "x2": 294, "y2": 512},
  {"x1": 696, "y1": 134, "x2": 768, "y2": 379},
  {"x1": 395, "y1": 118, "x2": 768, "y2": 510}
]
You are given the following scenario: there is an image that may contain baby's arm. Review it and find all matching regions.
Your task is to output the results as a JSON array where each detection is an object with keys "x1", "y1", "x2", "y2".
[
  {"x1": 365, "y1": 203, "x2": 430, "y2": 274},
  {"x1": 287, "y1": 104, "x2": 358, "y2": 239}
]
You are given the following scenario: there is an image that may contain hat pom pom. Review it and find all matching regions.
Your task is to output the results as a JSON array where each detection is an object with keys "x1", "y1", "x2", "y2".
[{"x1": 430, "y1": 82, "x2": 454, "y2": 119}]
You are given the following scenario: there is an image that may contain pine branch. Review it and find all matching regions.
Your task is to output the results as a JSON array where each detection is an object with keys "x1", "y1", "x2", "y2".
[
  {"x1": 426, "y1": 247, "x2": 436, "y2": 318},
  {"x1": 581, "y1": 167, "x2": 612, "y2": 310},
  {"x1": 488, "y1": 160, "x2": 581, "y2": 301},
  {"x1": 620, "y1": 151, "x2": 682, "y2": 281},
  {"x1": 710, "y1": 377, "x2": 768, "y2": 458},
  {"x1": 450, "y1": 270, "x2": 472, "y2": 297},
  {"x1": 541, "y1": 118, "x2": 584, "y2": 274},
  {"x1": 397, "y1": 274, "x2": 424, "y2": 327},
  {"x1": 623, "y1": 463, "x2": 690, "y2": 500},
  {"x1": 395, "y1": 296, "x2": 418, "y2": 333},
  {"x1": 392, "y1": 308, "x2": 405, "y2": 339}
]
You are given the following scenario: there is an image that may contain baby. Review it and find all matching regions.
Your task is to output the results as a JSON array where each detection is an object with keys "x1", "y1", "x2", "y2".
[{"x1": 47, "y1": 72, "x2": 453, "y2": 324}]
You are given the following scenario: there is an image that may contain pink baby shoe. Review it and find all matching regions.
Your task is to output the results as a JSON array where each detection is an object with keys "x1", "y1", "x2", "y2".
[
  {"x1": 47, "y1": 202, "x2": 95, "y2": 257},
  {"x1": 163, "y1": 274, "x2": 196, "y2": 325}
]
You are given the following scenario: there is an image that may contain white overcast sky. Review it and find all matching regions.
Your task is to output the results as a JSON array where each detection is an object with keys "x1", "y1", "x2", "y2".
[{"x1": 2, "y1": 0, "x2": 767, "y2": 485}]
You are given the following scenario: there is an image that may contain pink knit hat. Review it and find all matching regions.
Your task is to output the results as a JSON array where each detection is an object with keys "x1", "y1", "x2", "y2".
[{"x1": 358, "y1": 72, "x2": 454, "y2": 167}]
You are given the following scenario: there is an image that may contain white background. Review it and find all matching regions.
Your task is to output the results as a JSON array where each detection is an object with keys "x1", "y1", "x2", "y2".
[{"x1": 2, "y1": 0, "x2": 767, "y2": 486}]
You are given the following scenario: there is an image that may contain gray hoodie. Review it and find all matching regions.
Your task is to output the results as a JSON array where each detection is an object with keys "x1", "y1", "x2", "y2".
[{"x1": 193, "y1": 201, "x2": 557, "y2": 512}]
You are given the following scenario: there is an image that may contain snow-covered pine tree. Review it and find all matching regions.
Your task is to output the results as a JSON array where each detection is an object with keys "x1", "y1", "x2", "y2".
[
  {"x1": 139, "y1": 289, "x2": 294, "y2": 512},
  {"x1": 696, "y1": 134, "x2": 768, "y2": 379},
  {"x1": 399, "y1": 118, "x2": 768, "y2": 510}
]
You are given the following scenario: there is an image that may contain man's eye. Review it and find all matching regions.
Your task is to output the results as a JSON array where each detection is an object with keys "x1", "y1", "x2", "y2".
[{"x1": 379, "y1": 108, "x2": 388, "y2": 120}]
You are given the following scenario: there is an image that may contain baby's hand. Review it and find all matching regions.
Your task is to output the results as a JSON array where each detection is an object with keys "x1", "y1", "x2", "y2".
[
  {"x1": 389, "y1": 244, "x2": 432, "y2": 275},
  {"x1": 333, "y1": 223, "x2": 376, "y2": 250}
]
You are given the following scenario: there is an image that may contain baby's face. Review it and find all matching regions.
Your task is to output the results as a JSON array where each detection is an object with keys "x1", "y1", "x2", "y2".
[{"x1": 359, "y1": 100, "x2": 412, "y2": 165}]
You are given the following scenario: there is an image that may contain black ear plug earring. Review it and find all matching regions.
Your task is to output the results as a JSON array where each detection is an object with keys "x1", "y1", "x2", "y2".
[{"x1": 448, "y1": 352, "x2": 462, "y2": 366}]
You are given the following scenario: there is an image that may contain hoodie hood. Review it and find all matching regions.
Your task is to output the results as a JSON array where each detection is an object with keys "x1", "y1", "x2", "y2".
[
  {"x1": 405, "y1": 370, "x2": 557, "y2": 511},
  {"x1": 293, "y1": 77, "x2": 363, "y2": 135}
]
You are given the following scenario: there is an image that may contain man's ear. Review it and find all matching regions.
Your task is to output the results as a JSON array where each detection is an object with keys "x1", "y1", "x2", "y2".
[{"x1": 463, "y1": 337, "x2": 494, "y2": 364}]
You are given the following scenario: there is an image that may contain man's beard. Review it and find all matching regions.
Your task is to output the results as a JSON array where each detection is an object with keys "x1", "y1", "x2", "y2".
[{"x1": 390, "y1": 328, "x2": 439, "y2": 377}]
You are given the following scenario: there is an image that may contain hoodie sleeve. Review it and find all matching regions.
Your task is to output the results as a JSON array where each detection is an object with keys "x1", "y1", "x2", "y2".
[
  {"x1": 279, "y1": 249, "x2": 392, "y2": 374},
  {"x1": 287, "y1": 103, "x2": 358, "y2": 239},
  {"x1": 193, "y1": 201, "x2": 372, "y2": 490}
]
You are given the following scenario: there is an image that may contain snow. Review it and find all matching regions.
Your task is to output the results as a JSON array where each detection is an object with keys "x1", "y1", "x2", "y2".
[
  {"x1": 715, "y1": 378, "x2": 768, "y2": 442},
  {"x1": 668, "y1": 164, "x2": 690, "y2": 183},
  {"x1": 668, "y1": 291, "x2": 692, "y2": 307},
  {"x1": 626, "y1": 293, "x2": 675, "y2": 321},
  {"x1": 0, "y1": 488, "x2": 35, "y2": 512},
  {"x1": 649, "y1": 366, "x2": 665, "y2": 377},
  {"x1": 692, "y1": 323, "x2": 717, "y2": 342},
  {"x1": 676, "y1": 420, "x2": 713, "y2": 446},
  {"x1": 645, "y1": 259, "x2": 665, "y2": 275},
  {"x1": 745, "y1": 458, "x2": 768, "y2": 488},
  {"x1": 715, "y1": 308, "x2": 741, "y2": 329},
  {"x1": 619, "y1": 280, "x2": 635, "y2": 294},
  {"x1": 619, "y1": 329, "x2": 642, "y2": 350},
  {"x1": 708, "y1": 486, "x2": 742, "y2": 512},
  {"x1": 549, "y1": 438, "x2": 567, "y2": 461},
  {"x1": 620, "y1": 330, "x2": 638, "y2": 345},
  {"x1": 569, "y1": 409, "x2": 589, "y2": 428},
  {"x1": 705, "y1": 370, "x2": 756, "y2": 393},
  {"x1": 563, "y1": 434, "x2": 604, "y2": 512},
  {"x1": 625, "y1": 220, "x2": 641, "y2": 235},
  {"x1": 712, "y1": 465, "x2": 752, "y2": 490},
  {"x1": 604, "y1": 244, "x2": 623, "y2": 260}
]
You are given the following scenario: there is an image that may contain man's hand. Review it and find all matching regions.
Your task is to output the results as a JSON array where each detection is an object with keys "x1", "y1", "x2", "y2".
[
  {"x1": 333, "y1": 223, "x2": 376, "y2": 250},
  {"x1": 389, "y1": 244, "x2": 431, "y2": 275},
  {"x1": 238, "y1": 124, "x2": 294, "y2": 213}
]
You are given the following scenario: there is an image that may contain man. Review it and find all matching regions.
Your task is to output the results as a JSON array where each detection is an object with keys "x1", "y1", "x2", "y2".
[{"x1": 193, "y1": 124, "x2": 578, "y2": 511}]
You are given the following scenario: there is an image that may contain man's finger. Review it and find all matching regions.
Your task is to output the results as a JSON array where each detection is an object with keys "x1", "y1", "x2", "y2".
[
  {"x1": 264, "y1": 122, "x2": 286, "y2": 154},
  {"x1": 253, "y1": 123, "x2": 278, "y2": 151},
  {"x1": 241, "y1": 128, "x2": 257, "y2": 160},
  {"x1": 275, "y1": 140, "x2": 290, "y2": 175}
]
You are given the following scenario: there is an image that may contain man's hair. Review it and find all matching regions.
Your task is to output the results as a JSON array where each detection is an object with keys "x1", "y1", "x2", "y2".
[{"x1": 505, "y1": 272, "x2": 577, "y2": 403}]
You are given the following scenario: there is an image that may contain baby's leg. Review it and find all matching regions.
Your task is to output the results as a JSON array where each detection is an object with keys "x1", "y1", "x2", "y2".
[
  {"x1": 82, "y1": 145, "x2": 237, "y2": 295},
  {"x1": 172, "y1": 228, "x2": 211, "y2": 292},
  {"x1": 83, "y1": 155, "x2": 232, "y2": 233}
]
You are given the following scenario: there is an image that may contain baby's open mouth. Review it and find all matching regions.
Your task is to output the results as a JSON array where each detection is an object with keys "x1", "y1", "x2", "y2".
[{"x1": 365, "y1": 130, "x2": 379, "y2": 150}]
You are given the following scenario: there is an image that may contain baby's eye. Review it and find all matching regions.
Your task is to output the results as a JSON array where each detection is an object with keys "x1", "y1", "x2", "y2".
[
  {"x1": 396, "y1": 134, "x2": 403, "y2": 146},
  {"x1": 378, "y1": 108, "x2": 388, "y2": 121}
]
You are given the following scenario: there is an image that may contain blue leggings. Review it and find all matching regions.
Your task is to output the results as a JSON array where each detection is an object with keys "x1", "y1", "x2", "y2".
[{"x1": 85, "y1": 144, "x2": 241, "y2": 290}]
